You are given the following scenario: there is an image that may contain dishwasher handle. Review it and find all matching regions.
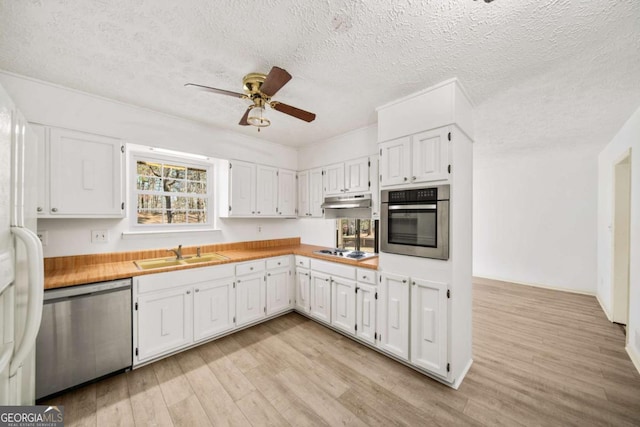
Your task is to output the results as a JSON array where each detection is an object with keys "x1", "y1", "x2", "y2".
[{"x1": 44, "y1": 279, "x2": 132, "y2": 303}]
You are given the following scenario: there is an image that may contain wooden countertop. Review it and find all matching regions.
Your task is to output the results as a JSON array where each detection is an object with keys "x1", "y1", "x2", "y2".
[{"x1": 44, "y1": 238, "x2": 378, "y2": 290}]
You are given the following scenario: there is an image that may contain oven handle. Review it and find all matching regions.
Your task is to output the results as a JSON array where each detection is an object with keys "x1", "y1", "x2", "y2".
[{"x1": 388, "y1": 204, "x2": 437, "y2": 210}]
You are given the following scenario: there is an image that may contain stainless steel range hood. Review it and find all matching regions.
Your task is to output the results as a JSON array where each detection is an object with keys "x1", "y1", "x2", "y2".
[{"x1": 321, "y1": 194, "x2": 372, "y2": 219}]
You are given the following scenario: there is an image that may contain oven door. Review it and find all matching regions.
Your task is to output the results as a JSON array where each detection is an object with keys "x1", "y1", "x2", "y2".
[{"x1": 381, "y1": 201, "x2": 449, "y2": 260}]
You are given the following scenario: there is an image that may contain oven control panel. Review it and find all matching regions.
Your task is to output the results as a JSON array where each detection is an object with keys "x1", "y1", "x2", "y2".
[{"x1": 388, "y1": 187, "x2": 438, "y2": 202}]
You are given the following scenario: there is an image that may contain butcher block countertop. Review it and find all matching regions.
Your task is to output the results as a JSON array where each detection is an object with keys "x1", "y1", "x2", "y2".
[{"x1": 44, "y1": 237, "x2": 378, "y2": 290}]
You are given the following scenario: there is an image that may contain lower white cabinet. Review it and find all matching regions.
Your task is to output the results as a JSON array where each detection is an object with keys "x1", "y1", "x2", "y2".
[
  {"x1": 331, "y1": 277, "x2": 356, "y2": 335},
  {"x1": 378, "y1": 272, "x2": 410, "y2": 361},
  {"x1": 137, "y1": 286, "x2": 193, "y2": 362},
  {"x1": 266, "y1": 268, "x2": 290, "y2": 315},
  {"x1": 193, "y1": 279, "x2": 235, "y2": 342},
  {"x1": 295, "y1": 267, "x2": 311, "y2": 312},
  {"x1": 236, "y1": 273, "x2": 266, "y2": 327},
  {"x1": 355, "y1": 283, "x2": 377, "y2": 345},
  {"x1": 310, "y1": 272, "x2": 331, "y2": 324},
  {"x1": 410, "y1": 278, "x2": 448, "y2": 376}
]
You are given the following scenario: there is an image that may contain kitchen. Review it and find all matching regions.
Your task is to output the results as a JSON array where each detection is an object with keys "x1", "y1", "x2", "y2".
[{"x1": 1, "y1": 1, "x2": 640, "y2": 425}]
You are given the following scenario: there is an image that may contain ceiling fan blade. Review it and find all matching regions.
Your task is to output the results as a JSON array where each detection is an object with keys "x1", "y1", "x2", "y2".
[
  {"x1": 239, "y1": 107, "x2": 251, "y2": 126},
  {"x1": 270, "y1": 101, "x2": 316, "y2": 122},
  {"x1": 185, "y1": 83, "x2": 245, "y2": 98},
  {"x1": 259, "y1": 67, "x2": 292, "y2": 97}
]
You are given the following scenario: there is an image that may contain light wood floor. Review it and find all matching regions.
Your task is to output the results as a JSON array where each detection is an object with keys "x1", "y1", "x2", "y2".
[{"x1": 43, "y1": 280, "x2": 640, "y2": 426}]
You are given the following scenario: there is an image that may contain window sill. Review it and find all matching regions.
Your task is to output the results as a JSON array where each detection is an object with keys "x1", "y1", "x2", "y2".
[{"x1": 121, "y1": 228, "x2": 222, "y2": 240}]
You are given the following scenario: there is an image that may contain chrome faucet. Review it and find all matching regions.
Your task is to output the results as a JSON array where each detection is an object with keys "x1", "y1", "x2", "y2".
[{"x1": 168, "y1": 244, "x2": 183, "y2": 260}]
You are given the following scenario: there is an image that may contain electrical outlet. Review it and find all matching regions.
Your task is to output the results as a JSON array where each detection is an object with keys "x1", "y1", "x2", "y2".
[
  {"x1": 257, "y1": 225, "x2": 262, "y2": 233},
  {"x1": 37, "y1": 230, "x2": 48, "y2": 246},
  {"x1": 91, "y1": 230, "x2": 109, "y2": 243}
]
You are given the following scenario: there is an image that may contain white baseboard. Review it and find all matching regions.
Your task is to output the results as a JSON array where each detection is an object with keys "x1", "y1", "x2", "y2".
[
  {"x1": 473, "y1": 275, "x2": 596, "y2": 296},
  {"x1": 626, "y1": 344, "x2": 640, "y2": 375},
  {"x1": 452, "y1": 358, "x2": 473, "y2": 390},
  {"x1": 596, "y1": 293, "x2": 613, "y2": 321}
]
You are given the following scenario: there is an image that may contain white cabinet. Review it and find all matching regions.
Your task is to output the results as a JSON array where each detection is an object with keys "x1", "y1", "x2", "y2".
[
  {"x1": 266, "y1": 256, "x2": 291, "y2": 315},
  {"x1": 309, "y1": 272, "x2": 331, "y2": 324},
  {"x1": 256, "y1": 165, "x2": 278, "y2": 216},
  {"x1": 297, "y1": 167, "x2": 324, "y2": 217},
  {"x1": 220, "y1": 160, "x2": 296, "y2": 218},
  {"x1": 235, "y1": 273, "x2": 265, "y2": 327},
  {"x1": 324, "y1": 157, "x2": 370, "y2": 195},
  {"x1": 331, "y1": 277, "x2": 356, "y2": 335},
  {"x1": 379, "y1": 127, "x2": 450, "y2": 188},
  {"x1": 278, "y1": 169, "x2": 296, "y2": 216},
  {"x1": 193, "y1": 279, "x2": 235, "y2": 342},
  {"x1": 32, "y1": 124, "x2": 125, "y2": 217},
  {"x1": 295, "y1": 267, "x2": 311, "y2": 312},
  {"x1": 378, "y1": 272, "x2": 410, "y2": 361},
  {"x1": 227, "y1": 160, "x2": 256, "y2": 216},
  {"x1": 411, "y1": 278, "x2": 448, "y2": 376},
  {"x1": 137, "y1": 286, "x2": 192, "y2": 362},
  {"x1": 355, "y1": 283, "x2": 377, "y2": 345},
  {"x1": 369, "y1": 155, "x2": 380, "y2": 220}
]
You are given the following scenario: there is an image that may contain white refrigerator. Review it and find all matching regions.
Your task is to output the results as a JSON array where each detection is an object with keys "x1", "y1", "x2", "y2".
[{"x1": 0, "y1": 83, "x2": 44, "y2": 405}]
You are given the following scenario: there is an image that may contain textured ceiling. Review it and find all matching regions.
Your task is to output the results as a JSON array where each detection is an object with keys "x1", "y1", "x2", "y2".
[{"x1": 0, "y1": 0, "x2": 639, "y2": 156}]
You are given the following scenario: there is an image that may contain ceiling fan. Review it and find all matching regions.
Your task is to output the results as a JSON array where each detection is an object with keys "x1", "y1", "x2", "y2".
[{"x1": 185, "y1": 66, "x2": 316, "y2": 130}]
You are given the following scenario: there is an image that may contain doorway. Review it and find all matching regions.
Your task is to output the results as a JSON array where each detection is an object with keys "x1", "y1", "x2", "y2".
[{"x1": 612, "y1": 149, "x2": 632, "y2": 332}]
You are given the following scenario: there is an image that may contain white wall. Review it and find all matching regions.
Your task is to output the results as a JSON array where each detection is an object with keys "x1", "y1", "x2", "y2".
[
  {"x1": 0, "y1": 71, "x2": 301, "y2": 257},
  {"x1": 597, "y1": 105, "x2": 640, "y2": 368},
  {"x1": 473, "y1": 145, "x2": 600, "y2": 293}
]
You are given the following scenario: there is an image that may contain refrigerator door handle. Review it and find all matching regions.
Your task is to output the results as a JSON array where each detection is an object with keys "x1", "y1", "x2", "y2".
[{"x1": 9, "y1": 227, "x2": 44, "y2": 377}]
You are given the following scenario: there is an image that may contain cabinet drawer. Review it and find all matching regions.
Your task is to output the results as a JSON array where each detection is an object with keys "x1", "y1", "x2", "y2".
[
  {"x1": 295, "y1": 256, "x2": 310, "y2": 269},
  {"x1": 236, "y1": 260, "x2": 265, "y2": 276},
  {"x1": 266, "y1": 256, "x2": 289, "y2": 270},
  {"x1": 357, "y1": 269, "x2": 377, "y2": 285},
  {"x1": 311, "y1": 259, "x2": 356, "y2": 280}
]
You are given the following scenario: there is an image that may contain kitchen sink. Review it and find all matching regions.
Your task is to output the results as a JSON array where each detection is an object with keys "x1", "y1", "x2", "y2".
[{"x1": 134, "y1": 253, "x2": 228, "y2": 270}]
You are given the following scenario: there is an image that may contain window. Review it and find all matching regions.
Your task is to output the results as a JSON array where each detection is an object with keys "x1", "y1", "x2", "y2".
[
  {"x1": 131, "y1": 153, "x2": 213, "y2": 227},
  {"x1": 336, "y1": 219, "x2": 378, "y2": 252}
]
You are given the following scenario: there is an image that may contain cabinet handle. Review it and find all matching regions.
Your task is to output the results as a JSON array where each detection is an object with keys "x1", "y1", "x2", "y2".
[
  {"x1": 252, "y1": 211, "x2": 255, "y2": 214},
  {"x1": 250, "y1": 267, "x2": 254, "y2": 271},
  {"x1": 344, "y1": 188, "x2": 349, "y2": 192},
  {"x1": 267, "y1": 273, "x2": 271, "y2": 277},
  {"x1": 257, "y1": 211, "x2": 261, "y2": 214},
  {"x1": 403, "y1": 177, "x2": 407, "y2": 182},
  {"x1": 186, "y1": 290, "x2": 191, "y2": 295},
  {"x1": 412, "y1": 176, "x2": 416, "y2": 181},
  {"x1": 362, "y1": 276, "x2": 367, "y2": 280},
  {"x1": 37, "y1": 207, "x2": 43, "y2": 212},
  {"x1": 412, "y1": 281, "x2": 416, "y2": 286},
  {"x1": 402, "y1": 279, "x2": 407, "y2": 283},
  {"x1": 195, "y1": 288, "x2": 200, "y2": 292},
  {"x1": 51, "y1": 208, "x2": 58, "y2": 212},
  {"x1": 277, "y1": 262, "x2": 281, "y2": 265}
]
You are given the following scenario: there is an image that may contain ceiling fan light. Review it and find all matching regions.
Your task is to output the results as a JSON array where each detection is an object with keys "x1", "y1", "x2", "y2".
[{"x1": 247, "y1": 106, "x2": 271, "y2": 127}]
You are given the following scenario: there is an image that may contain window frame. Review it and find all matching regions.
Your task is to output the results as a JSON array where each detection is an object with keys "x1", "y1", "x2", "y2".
[{"x1": 129, "y1": 150, "x2": 215, "y2": 230}]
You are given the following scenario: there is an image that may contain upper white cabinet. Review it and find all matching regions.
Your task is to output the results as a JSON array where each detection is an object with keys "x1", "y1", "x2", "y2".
[
  {"x1": 410, "y1": 278, "x2": 448, "y2": 377},
  {"x1": 32, "y1": 124, "x2": 124, "y2": 217},
  {"x1": 324, "y1": 157, "x2": 370, "y2": 196},
  {"x1": 379, "y1": 127, "x2": 450, "y2": 187},
  {"x1": 219, "y1": 160, "x2": 296, "y2": 218},
  {"x1": 297, "y1": 168, "x2": 324, "y2": 217}
]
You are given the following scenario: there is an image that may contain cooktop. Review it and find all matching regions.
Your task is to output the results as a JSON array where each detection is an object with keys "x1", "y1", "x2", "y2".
[{"x1": 313, "y1": 248, "x2": 378, "y2": 261}]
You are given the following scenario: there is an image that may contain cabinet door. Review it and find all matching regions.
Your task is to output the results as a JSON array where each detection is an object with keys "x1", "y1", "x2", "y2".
[
  {"x1": 49, "y1": 128, "x2": 123, "y2": 216},
  {"x1": 31, "y1": 124, "x2": 48, "y2": 216},
  {"x1": 256, "y1": 165, "x2": 278, "y2": 216},
  {"x1": 379, "y1": 272, "x2": 410, "y2": 360},
  {"x1": 235, "y1": 274, "x2": 266, "y2": 327},
  {"x1": 229, "y1": 160, "x2": 256, "y2": 216},
  {"x1": 297, "y1": 170, "x2": 310, "y2": 217},
  {"x1": 411, "y1": 278, "x2": 448, "y2": 376},
  {"x1": 379, "y1": 137, "x2": 411, "y2": 187},
  {"x1": 278, "y1": 169, "x2": 296, "y2": 217},
  {"x1": 411, "y1": 128, "x2": 449, "y2": 183},
  {"x1": 295, "y1": 268, "x2": 311, "y2": 312},
  {"x1": 310, "y1": 272, "x2": 331, "y2": 324},
  {"x1": 331, "y1": 277, "x2": 356, "y2": 335},
  {"x1": 309, "y1": 168, "x2": 325, "y2": 217},
  {"x1": 137, "y1": 287, "x2": 192, "y2": 361},
  {"x1": 193, "y1": 279, "x2": 235, "y2": 342},
  {"x1": 266, "y1": 268, "x2": 290, "y2": 315},
  {"x1": 344, "y1": 157, "x2": 369, "y2": 193},
  {"x1": 356, "y1": 283, "x2": 377, "y2": 345},
  {"x1": 324, "y1": 163, "x2": 345, "y2": 195}
]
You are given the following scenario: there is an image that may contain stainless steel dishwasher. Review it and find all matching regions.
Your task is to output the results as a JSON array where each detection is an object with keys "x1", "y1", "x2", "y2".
[{"x1": 35, "y1": 278, "x2": 132, "y2": 400}]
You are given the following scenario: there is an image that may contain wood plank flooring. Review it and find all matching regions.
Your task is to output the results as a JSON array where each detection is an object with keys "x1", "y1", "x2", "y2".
[{"x1": 42, "y1": 280, "x2": 640, "y2": 426}]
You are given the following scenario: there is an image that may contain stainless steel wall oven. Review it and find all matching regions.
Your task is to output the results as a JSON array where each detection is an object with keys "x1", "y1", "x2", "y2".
[{"x1": 381, "y1": 185, "x2": 450, "y2": 260}]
